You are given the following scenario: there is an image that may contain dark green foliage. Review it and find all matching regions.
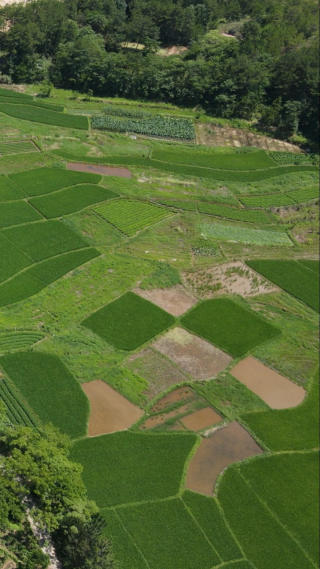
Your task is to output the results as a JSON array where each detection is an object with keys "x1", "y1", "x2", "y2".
[
  {"x1": 3, "y1": 220, "x2": 89, "y2": 261},
  {"x1": 94, "y1": 199, "x2": 172, "y2": 236},
  {"x1": 0, "y1": 201, "x2": 43, "y2": 228},
  {"x1": 30, "y1": 185, "x2": 118, "y2": 218},
  {"x1": 0, "y1": 378, "x2": 39, "y2": 427},
  {"x1": 198, "y1": 202, "x2": 271, "y2": 224},
  {"x1": 238, "y1": 453, "x2": 319, "y2": 563},
  {"x1": 247, "y1": 260, "x2": 319, "y2": 311},
  {"x1": 140, "y1": 262, "x2": 181, "y2": 290},
  {"x1": 0, "y1": 272, "x2": 44, "y2": 307},
  {"x1": 0, "y1": 352, "x2": 89, "y2": 437},
  {"x1": 156, "y1": 199, "x2": 197, "y2": 212},
  {"x1": 101, "y1": 510, "x2": 148, "y2": 569},
  {"x1": 29, "y1": 249, "x2": 100, "y2": 284},
  {"x1": 0, "y1": 103, "x2": 88, "y2": 130},
  {"x1": 153, "y1": 149, "x2": 276, "y2": 170},
  {"x1": 92, "y1": 115, "x2": 195, "y2": 140},
  {"x1": 181, "y1": 298, "x2": 281, "y2": 357},
  {"x1": 0, "y1": 175, "x2": 26, "y2": 201},
  {"x1": 0, "y1": 233, "x2": 32, "y2": 283},
  {"x1": 298, "y1": 260, "x2": 320, "y2": 274},
  {"x1": 241, "y1": 369, "x2": 319, "y2": 451},
  {"x1": 218, "y1": 468, "x2": 315, "y2": 569},
  {"x1": 183, "y1": 491, "x2": 242, "y2": 562},
  {"x1": 240, "y1": 194, "x2": 296, "y2": 208},
  {"x1": 117, "y1": 500, "x2": 220, "y2": 569},
  {"x1": 71, "y1": 432, "x2": 196, "y2": 507},
  {"x1": 10, "y1": 167, "x2": 101, "y2": 196},
  {"x1": 82, "y1": 291, "x2": 175, "y2": 350}
]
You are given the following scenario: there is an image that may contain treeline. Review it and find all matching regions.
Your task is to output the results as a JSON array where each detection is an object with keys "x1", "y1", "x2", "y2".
[{"x1": 0, "y1": 0, "x2": 319, "y2": 142}]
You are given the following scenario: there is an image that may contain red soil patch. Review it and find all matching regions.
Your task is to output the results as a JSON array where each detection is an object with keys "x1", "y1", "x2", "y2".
[
  {"x1": 186, "y1": 422, "x2": 263, "y2": 495},
  {"x1": 82, "y1": 380, "x2": 144, "y2": 436},
  {"x1": 153, "y1": 327, "x2": 232, "y2": 379},
  {"x1": 151, "y1": 386, "x2": 195, "y2": 413},
  {"x1": 133, "y1": 285, "x2": 198, "y2": 317},
  {"x1": 140, "y1": 403, "x2": 194, "y2": 430},
  {"x1": 67, "y1": 162, "x2": 132, "y2": 178},
  {"x1": 181, "y1": 407, "x2": 223, "y2": 432},
  {"x1": 230, "y1": 356, "x2": 306, "y2": 409}
]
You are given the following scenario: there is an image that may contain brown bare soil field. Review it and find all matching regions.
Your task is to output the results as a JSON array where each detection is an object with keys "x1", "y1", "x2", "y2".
[
  {"x1": 151, "y1": 386, "x2": 195, "y2": 413},
  {"x1": 196, "y1": 123, "x2": 302, "y2": 151},
  {"x1": 133, "y1": 284, "x2": 198, "y2": 316},
  {"x1": 126, "y1": 348, "x2": 189, "y2": 397},
  {"x1": 153, "y1": 327, "x2": 232, "y2": 379},
  {"x1": 186, "y1": 421, "x2": 263, "y2": 495},
  {"x1": 82, "y1": 380, "x2": 144, "y2": 436},
  {"x1": 140, "y1": 403, "x2": 194, "y2": 430},
  {"x1": 181, "y1": 407, "x2": 223, "y2": 431},
  {"x1": 230, "y1": 357, "x2": 306, "y2": 409},
  {"x1": 183, "y1": 261, "x2": 278, "y2": 300},
  {"x1": 67, "y1": 162, "x2": 132, "y2": 178}
]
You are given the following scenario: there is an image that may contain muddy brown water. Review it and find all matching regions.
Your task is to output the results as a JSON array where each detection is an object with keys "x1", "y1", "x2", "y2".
[
  {"x1": 153, "y1": 327, "x2": 232, "y2": 380},
  {"x1": 133, "y1": 285, "x2": 198, "y2": 317},
  {"x1": 230, "y1": 357, "x2": 306, "y2": 409},
  {"x1": 181, "y1": 407, "x2": 223, "y2": 432},
  {"x1": 140, "y1": 403, "x2": 194, "y2": 430},
  {"x1": 67, "y1": 162, "x2": 132, "y2": 178},
  {"x1": 82, "y1": 380, "x2": 144, "y2": 436},
  {"x1": 186, "y1": 421, "x2": 263, "y2": 495},
  {"x1": 150, "y1": 387, "x2": 195, "y2": 413}
]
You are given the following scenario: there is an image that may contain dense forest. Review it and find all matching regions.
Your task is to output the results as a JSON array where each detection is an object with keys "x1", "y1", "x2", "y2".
[{"x1": 0, "y1": 0, "x2": 319, "y2": 142}]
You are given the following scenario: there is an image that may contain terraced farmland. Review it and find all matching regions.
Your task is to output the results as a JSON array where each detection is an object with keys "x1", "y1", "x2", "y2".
[
  {"x1": 0, "y1": 140, "x2": 39, "y2": 156},
  {"x1": 0, "y1": 331, "x2": 44, "y2": 354},
  {"x1": 201, "y1": 224, "x2": 293, "y2": 246},
  {"x1": 0, "y1": 377, "x2": 39, "y2": 428}
]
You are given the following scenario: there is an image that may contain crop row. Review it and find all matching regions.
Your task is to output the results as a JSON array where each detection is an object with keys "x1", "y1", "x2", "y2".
[
  {"x1": 0, "y1": 140, "x2": 39, "y2": 156},
  {"x1": 103, "y1": 106, "x2": 153, "y2": 119},
  {"x1": 91, "y1": 115, "x2": 195, "y2": 140},
  {"x1": 94, "y1": 200, "x2": 172, "y2": 236},
  {"x1": 201, "y1": 223, "x2": 293, "y2": 246},
  {"x1": 0, "y1": 103, "x2": 88, "y2": 130},
  {"x1": 0, "y1": 378, "x2": 39, "y2": 428},
  {"x1": 0, "y1": 332, "x2": 44, "y2": 354},
  {"x1": 0, "y1": 87, "x2": 32, "y2": 100},
  {"x1": 269, "y1": 151, "x2": 319, "y2": 166}
]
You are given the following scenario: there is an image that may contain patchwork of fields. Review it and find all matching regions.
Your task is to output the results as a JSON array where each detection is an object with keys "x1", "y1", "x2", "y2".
[{"x1": 0, "y1": 86, "x2": 319, "y2": 569}]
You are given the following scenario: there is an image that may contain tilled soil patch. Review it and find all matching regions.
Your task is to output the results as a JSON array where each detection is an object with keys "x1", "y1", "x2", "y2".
[
  {"x1": 67, "y1": 162, "x2": 132, "y2": 178},
  {"x1": 140, "y1": 403, "x2": 194, "y2": 430},
  {"x1": 181, "y1": 407, "x2": 223, "y2": 432},
  {"x1": 186, "y1": 421, "x2": 263, "y2": 495},
  {"x1": 230, "y1": 356, "x2": 306, "y2": 409},
  {"x1": 133, "y1": 284, "x2": 198, "y2": 317},
  {"x1": 151, "y1": 386, "x2": 195, "y2": 413},
  {"x1": 82, "y1": 380, "x2": 144, "y2": 436},
  {"x1": 153, "y1": 327, "x2": 232, "y2": 379}
]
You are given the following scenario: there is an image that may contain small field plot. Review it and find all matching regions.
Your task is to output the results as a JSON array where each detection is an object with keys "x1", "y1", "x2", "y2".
[
  {"x1": 181, "y1": 298, "x2": 281, "y2": 358},
  {"x1": 0, "y1": 331, "x2": 44, "y2": 355},
  {"x1": 117, "y1": 499, "x2": 220, "y2": 569},
  {"x1": 240, "y1": 194, "x2": 296, "y2": 208},
  {"x1": 133, "y1": 284, "x2": 197, "y2": 317},
  {"x1": 247, "y1": 260, "x2": 319, "y2": 312},
  {"x1": 0, "y1": 140, "x2": 39, "y2": 156},
  {"x1": 201, "y1": 224, "x2": 293, "y2": 246},
  {"x1": 28, "y1": 248, "x2": 100, "y2": 284},
  {"x1": 30, "y1": 185, "x2": 118, "y2": 218},
  {"x1": 101, "y1": 510, "x2": 149, "y2": 569},
  {"x1": 0, "y1": 377, "x2": 39, "y2": 428},
  {"x1": 10, "y1": 168, "x2": 101, "y2": 196},
  {"x1": 298, "y1": 259, "x2": 319, "y2": 274},
  {"x1": 70, "y1": 431, "x2": 196, "y2": 507},
  {"x1": 0, "y1": 176, "x2": 26, "y2": 201},
  {"x1": 82, "y1": 292, "x2": 175, "y2": 350},
  {"x1": 0, "y1": 201, "x2": 43, "y2": 228},
  {"x1": 288, "y1": 186, "x2": 319, "y2": 203},
  {"x1": 0, "y1": 233, "x2": 32, "y2": 284},
  {"x1": 93, "y1": 199, "x2": 173, "y2": 236},
  {"x1": 152, "y1": 148, "x2": 276, "y2": 170},
  {"x1": 0, "y1": 87, "x2": 32, "y2": 100},
  {"x1": 198, "y1": 202, "x2": 271, "y2": 224},
  {"x1": 0, "y1": 102, "x2": 88, "y2": 130},
  {"x1": 218, "y1": 465, "x2": 316, "y2": 569},
  {"x1": 0, "y1": 352, "x2": 89, "y2": 438},
  {"x1": 3, "y1": 220, "x2": 89, "y2": 262},
  {"x1": 0, "y1": 272, "x2": 44, "y2": 308}
]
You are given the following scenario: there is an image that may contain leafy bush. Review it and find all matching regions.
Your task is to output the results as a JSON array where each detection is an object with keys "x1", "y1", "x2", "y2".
[
  {"x1": 0, "y1": 103, "x2": 88, "y2": 130},
  {"x1": 10, "y1": 167, "x2": 101, "y2": 196},
  {"x1": 92, "y1": 115, "x2": 195, "y2": 140},
  {"x1": 93, "y1": 199, "x2": 173, "y2": 236},
  {"x1": 30, "y1": 185, "x2": 118, "y2": 218},
  {"x1": 201, "y1": 224, "x2": 293, "y2": 246}
]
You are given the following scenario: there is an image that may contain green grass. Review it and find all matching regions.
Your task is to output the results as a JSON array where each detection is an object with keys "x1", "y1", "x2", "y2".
[
  {"x1": 101, "y1": 510, "x2": 148, "y2": 569},
  {"x1": 181, "y1": 298, "x2": 281, "y2": 357},
  {"x1": 198, "y1": 202, "x2": 271, "y2": 224},
  {"x1": 3, "y1": 220, "x2": 89, "y2": 262},
  {"x1": 28, "y1": 249, "x2": 100, "y2": 284},
  {"x1": 0, "y1": 233, "x2": 32, "y2": 284},
  {"x1": 140, "y1": 262, "x2": 181, "y2": 290},
  {"x1": 116, "y1": 499, "x2": 220, "y2": 569},
  {"x1": 241, "y1": 368, "x2": 319, "y2": 451},
  {"x1": 70, "y1": 432, "x2": 196, "y2": 507},
  {"x1": 247, "y1": 260, "x2": 319, "y2": 312},
  {"x1": 201, "y1": 223, "x2": 293, "y2": 246},
  {"x1": 0, "y1": 201, "x2": 43, "y2": 228},
  {"x1": 0, "y1": 176, "x2": 26, "y2": 201},
  {"x1": 82, "y1": 291, "x2": 175, "y2": 350},
  {"x1": 0, "y1": 352, "x2": 89, "y2": 438},
  {"x1": 238, "y1": 453, "x2": 319, "y2": 564},
  {"x1": 0, "y1": 331, "x2": 44, "y2": 354},
  {"x1": 218, "y1": 467, "x2": 315, "y2": 569},
  {"x1": 93, "y1": 199, "x2": 173, "y2": 236},
  {"x1": 10, "y1": 167, "x2": 101, "y2": 196},
  {"x1": 0, "y1": 103, "x2": 88, "y2": 130},
  {"x1": 0, "y1": 140, "x2": 39, "y2": 157},
  {"x1": 240, "y1": 194, "x2": 296, "y2": 208},
  {"x1": 183, "y1": 491, "x2": 242, "y2": 562},
  {"x1": 288, "y1": 186, "x2": 319, "y2": 203},
  {"x1": 30, "y1": 185, "x2": 118, "y2": 218},
  {"x1": 0, "y1": 272, "x2": 44, "y2": 307},
  {"x1": 152, "y1": 148, "x2": 276, "y2": 170}
]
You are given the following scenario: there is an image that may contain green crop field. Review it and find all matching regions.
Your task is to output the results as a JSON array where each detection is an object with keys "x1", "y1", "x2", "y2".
[
  {"x1": 0, "y1": 272, "x2": 44, "y2": 308},
  {"x1": 0, "y1": 201, "x2": 43, "y2": 228},
  {"x1": 93, "y1": 199, "x2": 173, "y2": 236},
  {"x1": 71, "y1": 432, "x2": 196, "y2": 507},
  {"x1": 30, "y1": 185, "x2": 118, "y2": 218},
  {"x1": 0, "y1": 176, "x2": 26, "y2": 201},
  {"x1": 10, "y1": 167, "x2": 101, "y2": 196},
  {"x1": 247, "y1": 260, "x2": 319, "y2": 311},
  {"x1": 152, "y1": 148, "x2": 276, "y2": 170},
  {"x1": 0, "y1": 87, "x2": 32, "y2": 100},
  {"x1": 3, "y1": 220, "x2": 89, "y2": 262},
  {"x1": 0, "y1": 140, "x2": 39, "y2": 156},
  {"x1": 198, "y1": 202, "x2": 272, "y2": 223},
  {"x1": 181, "y1": 298, "x2": 281, "y2": 357},
  {"x1": 82, "y1": 291, "x2": 175, "y2": 350},
  {"x1": 0, "y1": 331, "x2": 44, "y2": 354},
  {"x1": 92, "y1": 115, "x2": 195, "y2": 140},
  {"x1": 298, "y1": 260, "x2": 319, "y2": 274},
  {"x1": 0, "y1": 102, "x2": 88, "y2": 129},
  {"x1": 288, "y1": 186, "x2": 319, "y2": 203},
  {"x1": 0, "y1": 352, "x2": 89, "y2": 438},
  {"x1": 101, "y1": 510, "x2": 149, "y2": 569},
  {"x1": 0, "y1": 233, "x2": 32, "y2": 283},
  {"x1": 0, "y1": 377, "x2": 39, "y2": 428},
  {"x1": 240, "y1": 194, "x2": 296, "y2": 208},
  {"x1": 201, "y1": 223, "x2": 293, "y2": 246}
]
